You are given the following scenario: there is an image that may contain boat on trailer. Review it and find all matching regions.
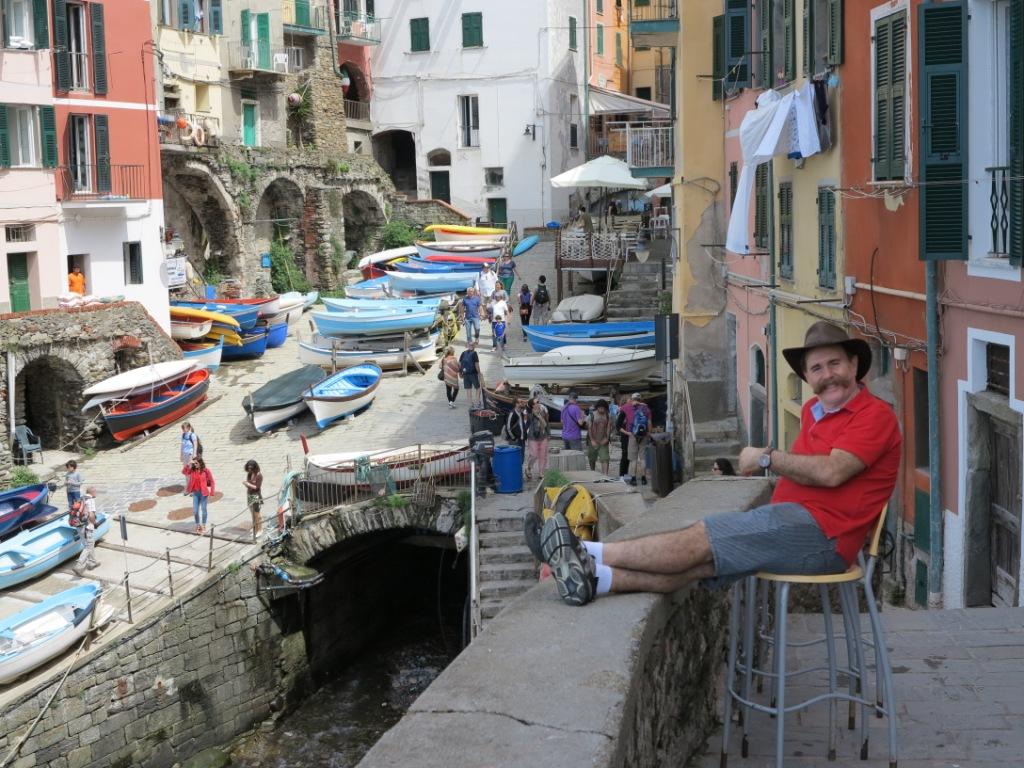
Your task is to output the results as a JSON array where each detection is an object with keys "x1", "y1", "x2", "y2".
[{"x1": 523, "y1": 321, "x2": 656, "y2": 353}]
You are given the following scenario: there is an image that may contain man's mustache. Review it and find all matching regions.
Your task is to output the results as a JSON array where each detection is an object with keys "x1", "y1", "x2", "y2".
[{"x1": 813, "y1": 377, "x2": 846, "y2": 394}]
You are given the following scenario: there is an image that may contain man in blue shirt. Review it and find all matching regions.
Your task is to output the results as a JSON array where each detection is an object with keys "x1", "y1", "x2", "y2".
[
  {"x1": 460, "y1": 286, "x2": 482, "y2": 345},
  {"x1": 560, "y1": 392, "x2": 586, "y2": 451}
]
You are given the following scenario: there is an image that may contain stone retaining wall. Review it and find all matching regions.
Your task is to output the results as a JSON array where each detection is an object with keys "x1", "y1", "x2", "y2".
[
  {"x1": 391, "y1": 198, "x2": 472, "y2": 228},
  {"x1": 357, "y1": 477, "x2": 773, "y2": 768}
]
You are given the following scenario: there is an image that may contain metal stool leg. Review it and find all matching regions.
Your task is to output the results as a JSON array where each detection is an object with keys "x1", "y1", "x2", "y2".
[
  {"x1": 756, "y1": 578, "x2": 770, "y2": 693},
  {"x1": 839, "y1": 583, "x2": 870, "y2": 757},
  {"x1": 740, "y1": 576, "x2": 757, "y2": 757},
  {"x1": 864, "y1": 577, "x2": 898, "y2": 767},
  {"x1": 819, "y1": 584, "x2": 838, "y2": 761},
  {"x1": 720, "y1": 581, "x2": 742, "y2": 768},
  {"x1": 773, "y1": 582, "x2": 790, "y2": 768}
]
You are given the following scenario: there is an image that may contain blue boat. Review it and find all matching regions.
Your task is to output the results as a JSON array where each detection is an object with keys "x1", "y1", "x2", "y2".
[
  {"x1": 172, "y1": 301, "x2": 260, "y2": 330},
  {"x1": 265, "y1": 322, "x2": 288, "y2": 348},
  {"x1": 0, "y1": 485, "x2": 52, "y2": 539},
  {"x1": 221, "y1": 329, "x2": 269, "y2": 360},
  {"x1": 0, "y1": 583, "x2": 106, "y2": 684},
  {"x1": 0, "y1": 513, "x2": 111, "y2": 590},
  {"x1": 512, "y1": 234, "x2": 540, "y2": 256},
  {"x1": 383, "y1": 270, "x2": 477, "y2": 294},
  {"x1": 390, "y1": 258, "x2": 482, "y2": 274},
  {"x1": 179, "y1": 338, "x2": 223, "y2": 372},
  {"x1": 345, "y1": 276, "x2": 390, "y2": 299},
  {"x1": 523, "y1": 321, "x2": 657, "y2": 353},
  {"x1": 322, "y1": 296, "x2": 447, "y2": 313},
  {"x1": 311, "y1": 309, "x2": 437, "y2": 337},
  {"x1": 302, "y1": 364, "x2": 382, "y2": 429}
]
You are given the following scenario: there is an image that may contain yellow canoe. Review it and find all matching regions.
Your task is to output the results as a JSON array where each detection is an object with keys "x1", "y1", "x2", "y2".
[
  {"x1": 204, "y1": 328, "x2": 243, "y2": 346},
  {"x1": 423, "y1": 224, "x2": 509, "y2": 236},
  {"x1": 170, "y1": 306, "x2": 240, "y2": 330}
]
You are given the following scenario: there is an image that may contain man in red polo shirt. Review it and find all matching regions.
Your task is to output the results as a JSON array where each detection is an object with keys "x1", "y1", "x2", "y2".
[{"x1": 525, "y1": 321, "x2": 901, "y2": 606}]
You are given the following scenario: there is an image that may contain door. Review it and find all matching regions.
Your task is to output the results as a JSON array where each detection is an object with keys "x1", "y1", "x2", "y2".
[
  {"x1": 989, "y1": 419, "x2": 1021, "y2": 607},
  {"x1": 429, "y1": 171, "x2": 450, "y2": 204},
  {"x1": 487, "y1": 198, "x2": 507, "y2": 226},
  {"x1": 7, "y1": 254, "x2": 30, "y2": 313},
  {"x1": 256, "y1": 12, "x2": 271, "y2": 69},
  {"x1": 242, "y1": 103, "x2": 257, "y2": 147}
]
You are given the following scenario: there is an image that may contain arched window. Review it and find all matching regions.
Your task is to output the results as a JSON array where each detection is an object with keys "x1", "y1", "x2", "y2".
[{"x1": 427, "y1": 149, "x2": 451, "y2": 167}]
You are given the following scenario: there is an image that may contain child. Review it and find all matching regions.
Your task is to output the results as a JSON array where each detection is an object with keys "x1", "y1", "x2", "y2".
[
  {"x1": 65, "y1": 460, "x2": 82, "y2": 510},
  {"x1": 72, "y1": 488, "x2": 100, "y2": 575},
  {"x1": 518, "y1": 283, "x2": 532, "y2": 341},
  {"x1": 493, "y1": 315, "x2": 507, "y2": 353}
]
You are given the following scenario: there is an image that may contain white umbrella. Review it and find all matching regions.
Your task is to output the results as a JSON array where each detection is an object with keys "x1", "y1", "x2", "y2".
[
  {"x1": 550, "y1": 155, "x2": 646, "y2": 190},
  {"x1": 645, "y1": 183, "x2": 672, "y2": 198}
]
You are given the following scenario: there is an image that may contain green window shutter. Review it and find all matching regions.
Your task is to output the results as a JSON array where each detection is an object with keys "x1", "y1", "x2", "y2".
[
  {"x1": 256, "y1": 13, "x2": 270, "y2": 68},
  {"x1": 33, "y1": 0, "x2": 49, "y2": 50},
  {"x1": 410, "y1": 18, "x2": 429, "y2": 51},
  {"x1": 91, "y1": 3, "x2": 107, "y2": 95},
  {"x1": 462, "y1": 12, "x2": 482, "y2": 47},
  {"x1": 597, "y1": 24, "x2": 604, "y2": 55},
  {"x1": 918, "y1": 1, "x2": 967, "y2": 261},
  {"x1": 754, "y1": 163, "x2": 768, "y2": 248},
  {"x1": 712, "y1": 15, "x2": 726, "y2": 101},
  {"x1": 760, "y1": 0, "x2": 773, "y2": 86},
  {"x1": 53, "y1": 0, "x2": 70, "y2": 92},
  {"x1": 873, "y1": 12, "x2": 906, "y2": 181},
  {"x1": 1010, "y1": 0, "x2": 1023, "y2": 266},
  {"x1": 597, "y1": 0, "x2": 603, "y2": 13},
  {"x1": 210, "y1": 0, "x2": 222, "y2": 34},
  {"x1": 179, "y1": 0, "x2": 192, "y2": 29},
  {"x1": 39, "y1": 106, "x2": 56, "y2": 168},
  {"x1": 616, "y1": 32, "x2": 622, "y2": 67},
  {"x1": 726, "y1": 0, "x2": 750, "y2": 87},
  {"x1": 783, "y1": 0, "x2": 795, "y2": 81},
  {"x1": 817, "y1": 188, "x2": 836, "y2": 288},
  {"x1": 0, "y1": 106, "x2": 9, "y2": 169},
  {"x1": 827, "y1": 0, "x2": 843, "y2": 65},
  {"x1": 295, "y1": 0, "x2": 310, "y2": 27},
  {"x1": 94, "y1": 115, "x2": 111, "y2": 193},
  {"x1": 569, "y1": 16, "x2": 577, "y2": 50},
  {"x1": 803, "y1": 0, "x2": 811, "y2": 76},
  {"x1": 779, "y1": 181, "x2": 793, "y2": 278},
  {"x1": 240, "y1": 9, "x2": 251, "y2": 44}
]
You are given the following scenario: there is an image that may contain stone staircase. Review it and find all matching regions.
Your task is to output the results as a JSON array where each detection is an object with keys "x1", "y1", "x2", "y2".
[
  {"x1": 477, "y1": 509, "x2": 538, "y2": 623},
  {"x1": 692, "y1": 416, "x2": 743, "y2": 473},
  {"x1": 606, "y1": 261, "x2": 667, "y2": 320}
]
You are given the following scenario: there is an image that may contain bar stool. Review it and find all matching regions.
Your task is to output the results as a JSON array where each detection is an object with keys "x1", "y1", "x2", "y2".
[{"x1": 720, "y1": 504, "x2": 898, "y2": 768}]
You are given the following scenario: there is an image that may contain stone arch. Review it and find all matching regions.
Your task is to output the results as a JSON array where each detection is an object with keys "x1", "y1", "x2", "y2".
[
  {"x1": 342, "y1": 189, "x2": 385, "y2": 256},
  {"x1": 372, "y1": 130, "x2": 417, "y2": 197},
  {"x1": 427, "y1": 149, "x2": 451, "y2": 167},
  {"x1": 254, "y1": 177, "x2": 305, "y2": 251},
  {"x1": 14, "y1": 354, "x2": 88, "y2": 450},
  {"x1": 340, "y1": 61, "x2": 371, "y2": 104}
]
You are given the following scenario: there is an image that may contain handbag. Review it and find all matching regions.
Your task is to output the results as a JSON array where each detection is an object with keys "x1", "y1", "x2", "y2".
[{"x1": 437, "y1": 367, "x2": 444, "y2": 381}]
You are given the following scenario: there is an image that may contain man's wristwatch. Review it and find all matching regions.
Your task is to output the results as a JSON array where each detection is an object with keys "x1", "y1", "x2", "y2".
[{"x1": 758, "y1": 448, "x2": 775, "y2": 470}]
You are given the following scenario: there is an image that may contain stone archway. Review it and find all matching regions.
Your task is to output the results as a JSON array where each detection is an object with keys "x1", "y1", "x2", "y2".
[
  {"x1": 15, "y1": 355, "x2": 88, "y2": 450},
  {"x1": 372, "y1": 130, "x2": 417, "y2": 197},
  {"x1": 255, "y1": 177, "x2": 307, "y2": 291},
  {"x1": 343, "y1": 190, "x2": 385, "y2": 256}
]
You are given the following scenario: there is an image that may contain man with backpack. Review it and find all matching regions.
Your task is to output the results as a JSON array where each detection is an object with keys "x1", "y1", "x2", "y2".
[
  {"x1": 504, "y1": 398, "x2": 530, "y2": 449},
  {"x1": 531, "y1": 276, "x2": 551, "y2": 326},
  {"x1": 619, "y1": 392, "x2": 651, "y2": 486},
  {"x1": 459, "y1": 341, "x2": 483, "y2": 408},
  {"x1": 72, "y1": 487, "x2": 100, "y2": 575}
]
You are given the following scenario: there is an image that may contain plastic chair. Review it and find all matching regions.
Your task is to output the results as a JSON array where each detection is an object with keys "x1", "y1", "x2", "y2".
[
  {"x1": 13, "y1": 425, "x2": 42, "y2": 465},
  {"x1": 720, "y1": 504, "x2": 898, "y2": 768}
]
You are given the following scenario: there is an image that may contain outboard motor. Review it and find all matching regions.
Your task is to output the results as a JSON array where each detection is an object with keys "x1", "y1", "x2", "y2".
[{"x1": 469, "y1": 430, "x2": 495, "y2": 497}]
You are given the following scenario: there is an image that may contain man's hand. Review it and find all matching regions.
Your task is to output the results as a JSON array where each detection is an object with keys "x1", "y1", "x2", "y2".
[{"x1": 738, "y1": 446, "x2": 767, "y2": 475}]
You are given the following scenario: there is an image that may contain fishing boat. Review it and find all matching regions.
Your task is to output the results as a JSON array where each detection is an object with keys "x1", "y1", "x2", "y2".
[
  {"x1": 358, "y1": 246, "x2": 418, "y2": 279},
  {"x1": 390, "y1": 257, "x2": 483, "y2": 274},
  {"x1": 423, "y1": 224, "x2": 509, "y2": 242},
  {"x1": 304, "y1": 441, "x2": 471, "y2": 486},
  {"x1": 311, "y1": 309, "x2": 437, "y2": 337},
  {"x1": 512, "y1": 234, "x2": 540, "y2": 256},
  {"x1": 383, "y1": 270, "x2": 477, "y2": 294},
  {"x1": 178, "y1": 339, "x2": 223, "y2": 372},
  {"x1": 101, "y1": 368, "x2": 210, "y2": 441},
  {"x1": 172, "y1": 301, "x2": 260, "y2": 330},
  {"x1": 0, "y1": 485, "x2": 52, "y2": 539},
  {"x1": 523, "y1": 321, "x2": 656, "y2": 353},
  {"x1": 551, "y1": 294, "x2": 605, "y2": 323},
  {"x1": 81, "y1": 360, "x2": 198, "y2": 411},
  {"x1": 302, "y1": 291, "x2": 320, "y2": 310},
  {"x1": 170, "y1": 319, "x2": 213, "y2": 340},
  {"x1": 220, "y1": 329, "x2": 270, "y2": 360},
  {"x1": 302, "y1": 363, "x2": 382, "y2": 429},
  {"x1": 0, "y1": 583, "x2": 111, "y2": 684},
  {"x1": 264, "y1": 322, "x2": 289, "y2": 348},
  {"x1": 298, "y1": 333, "x2": 439, "y2": 370},
  {"x1": 169, "y1": 306, "x2": 240, "y2": 331},
  {"x1": 322, "y1": 296, "x2": 449, "y2": 313},
  {"x1": 260, "y1": 292, "x2": 305, "y2": 326},
  {"x1": 0, "y1": 513, "x2": 111, "y2": 590},
  {"x1": 415, "y1": 240, "x2": 502, "y2": 259},
  {"x1": 503, "y1": 346, "x2": 659, "y2": 387},
  {"x1": 242, "y1": 365, "x2": 326, "y2": 433},
  {"x1": 346, "y1": 276, "x2": 390, "y2": 299},
  {"x1": 204, "y1": 295, "x2": 280, "y2": 316}
]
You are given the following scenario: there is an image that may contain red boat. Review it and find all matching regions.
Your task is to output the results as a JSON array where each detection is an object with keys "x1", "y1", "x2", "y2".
[
  {"x1": 102, "y1": 369, "x2": 210, "y2": 442},
  {"x1": 421, "y1": 253, "x2": 498, "y2": 265}
]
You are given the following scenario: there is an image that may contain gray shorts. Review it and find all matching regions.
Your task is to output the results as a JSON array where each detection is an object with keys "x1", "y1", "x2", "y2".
[{"x1": 702, "y1": 502, "x2": 847, "y2": 590}]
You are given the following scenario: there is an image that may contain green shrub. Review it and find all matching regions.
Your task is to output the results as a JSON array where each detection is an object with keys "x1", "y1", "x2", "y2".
[
  {"x1": 542, "y1": 469, "x2": 569, "y2": 488},
  {"x1": 269, "y1": 240, "x2": 312, "y2": 294},
  {"x1": 7, "y1": 467, "x2": 40, "y2": 489},
  {"x1": 378, "y1": 220, "x2": 419, "y2": 249},
  {"x1": 225, "y1": 156, "x2": 258, "y2": 185}
]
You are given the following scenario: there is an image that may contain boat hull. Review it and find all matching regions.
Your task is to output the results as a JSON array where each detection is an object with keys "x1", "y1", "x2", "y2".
[
  {"x1": 302, "y1": 364, "x2": 382, "y2": 429},
  {"x1": 264, "y1": 323, "x2": 289, "y2": 348},
  {"x1": 503, "y1": 347, "x2": 659, "y2": 387},
  {"x1": 103, "y1": 370, "x2": 210, "y2": 442},
  {"x1": 250, "y1": 401, "x2": 309, "y2": 433},
  {"x1": 383, "y1": 271, "x2": 477, "y2": 294},
  {"x1": 523, "y1": 322, "x2": 656, "y2": 353},
  {"x1": 221, "y1": 330, "x2": 269, "y2": 360},
  {"x1": 345, "y1": 277, "x2": 390, "y2": 299},
  {"x1": 0, "y1": 485, "x2": 51, "y2": 539},
  {"x1": 170, "y1": 319, "x2": 213, "y2": 340},
  {"x1": 305, "y1": 442, "x2": 471, "y2": 486},
  {"x1": 390, "y1": 258, "x2": 483, "y2": 274},
  {"x1": 0, "y1": 513, "x2": 111, "y2": 590},
  {"x1": 322, "y1": 296, "x2": 447, "y2": 313},
  {"x1": 242, "y1": 365, "x2": 325, "y2": 433},
  {"x1": 172, "y1": 301, "x2": 260, "y2": 330},
  {"x1": 178, "y1": 340, "x2": 223, "y2": 372},
  {"x1": 311, "y1": 309, "x2": 437, "y2": 337},
  {"x1": 415, "y1": 241, "x2": 502, "y2": 259},
  {"x1": 298, "y1": 336, "x2": 438, "y2": 370}
]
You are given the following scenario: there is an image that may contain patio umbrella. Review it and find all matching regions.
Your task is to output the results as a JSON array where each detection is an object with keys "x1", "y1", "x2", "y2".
[
  {"x1": 645, "y1": 182, "x2": 672, "y2": 198},
  {"x1": 550, "y1": 155, "x2": 646, "y2": 190}
]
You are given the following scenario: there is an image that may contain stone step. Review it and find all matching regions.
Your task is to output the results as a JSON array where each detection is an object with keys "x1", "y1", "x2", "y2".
[
  {"x1": 480, "y1": 599, "x2": 507, "y2": 620},
  {"x1": 693, "y1": 439, "x2": 744, "y2": 458},
  {"x1": 694, "y1": 418, "x2": 741, "y2": 441},
  {"x1": 479, "y1": 578, "x2": 535, "y2": 600},
  {"x1": 478, "y1": 544, "x2": 535, "y2": 565},
  {"x1": 694, "y1": 456, "x2": 738, "y2": 472},
  {"x1": 477, "y1": 515, "x2": 524, "y2": 534},
  {"x1": 607, "y1": 294, "x2": 660, "y2": 307},
  {"x1": 622, "y1": 262, "x2": 665, "y2": 274},
  {"x1": 606, "y1": 308, "x2": 657, "y2": 319},
  {"x1": 616, "y1": 277, "x2": 663, "y2": 288},
  {"x1": 478, "y1": 530, "x2": 526, "y2": 549},
  {"x1": 479, "y1": 561, "x2": 537, "y2": 582}
]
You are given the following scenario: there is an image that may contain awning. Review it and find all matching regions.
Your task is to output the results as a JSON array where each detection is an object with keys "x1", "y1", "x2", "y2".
[{"x1": 589, "y1": 86, "x2": 670, "y2": 119}]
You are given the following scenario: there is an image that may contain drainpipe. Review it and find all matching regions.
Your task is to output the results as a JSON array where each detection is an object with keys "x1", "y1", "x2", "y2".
[
  {"x1": 926, "y1": 260, "x2": 942, "y2": 608},
  {"x1": 582, "y1": 0, "x2": 589, "y2": 161},
  {"x1": 768, "y1": 167, "x2": 778, "y2": 448},
  {"x1": 327, "y1": 0, "x2": 346, "y2": 81}
]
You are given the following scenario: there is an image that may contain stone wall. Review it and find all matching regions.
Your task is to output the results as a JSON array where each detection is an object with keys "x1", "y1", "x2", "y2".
[
  {"x1": 357, "y1": 477, "x2": 773, "y2": 768},
  {"x1": 391, "y1": 199, "x2": 472, "y2": 229}
]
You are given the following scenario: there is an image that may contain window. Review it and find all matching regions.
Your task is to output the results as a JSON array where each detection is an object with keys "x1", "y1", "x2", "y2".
[
  {"x1": 410, "y1": 17, "x2": 429, "y2": 52},
  {"x1": 817, "y1": 187, "x2": 836, "y2": 289},
  {"x1": 569, "y1": 16, "x2": 576, "y2": 50},
  {"x1": 484, "y1": 167, "x2": 503, "y2": 186},
  {"x1": 461, "y1": 12, "x2": 482, "y2": 47},
  {"x1": 728, "y1": 162, "x2": 738, "y2": 207},
  {"x1": 873, "y1": 11, "x2": 907, "y2": 181},
  {"x1": 66, "y1": 2, "x2": 89, "y2": 90},
  {"x1": 778, "y1": 181, "x2": 793, "y2": 279},
  {"x1": 3, "y1": 0, "x2": 35, "y2": 47},
  {"x1": 596, "y1": 24, "x2": 604, "y2": 56},
  {"x1": 8, "y1": 106, "x2": 37, "y2": 167},
  {"x1": 754, "y1": 162, "x2": 770, "y2": 248},
  {"x1": 803, "y1": 0, "x2": 842, "y2": 76},
  {"x1": 615, "y1": 32, "x2": 623, "y2": 66},
  {"x1": 427, "y1": 148, "x2": 451, "y2": 166},
  {"x1": 725, "y1": 0, "x2": 750, "y2": 88},
  {"x1": 123, "y1": 242, "x2": 143, "y2": 285},
  {"x1": 570, "y1": 123, "x2": 579, "y2": 149},
  {"x1": 987, "y1": 343, "x2": 1011, "y2": 395},
  {"x1": 195, "y1": 83, "x2": 210, "y2": 112},
  {"x1": 760, "y1": 0, "x2": 795, "y2": 86},
  {"x1": 635, "y1": 86, "x2": 652, "y2": 100},
  {"x1": 458, "y1": 94, "x2": 479, "y2": 147},
  {"x1": 69, "y1": 114, "x2": 92, "y2": 192},
  {"x1": 5, "y1": 224, "x2": 34, "y2": 242},
  {"x1": 596, "y1": 0, "x2": 603, "y2": 14}
]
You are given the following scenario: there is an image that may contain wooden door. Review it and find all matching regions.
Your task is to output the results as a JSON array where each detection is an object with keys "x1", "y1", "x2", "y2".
[
  {"x1": 429, "y1": 171, "x2": 450, "y2": 203},
  {"x1": 7, "y1": 254, "x2": 30, "y2": 313},
  {"x1": 242, "y1": 103, "x2": 257, "y2": 147},
  {"x1": 487, "y1": 198, "x2": 507, "y2": 226},
  {"x1": 989, "y1": 419, "x2": 1021, "y2": 607}
]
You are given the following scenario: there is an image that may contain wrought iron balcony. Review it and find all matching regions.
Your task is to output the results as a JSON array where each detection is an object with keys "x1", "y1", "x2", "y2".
[
  {"x1": 284, "y1": 2, "x2": 328, "y2": 33},
  {"x1": 344, "y1": 98, "x2": 370, "y2": 123},
  {"x1": 589, "y1": 122, "x2": 674, "y2": 174},
  {"x1": 157, "y1": 111, "x2": 222, "y2": 148},
  {"x1": 59, "y1": 164, "x2": 146, "y2": 203},
  {"x1": 987, "y1": 166, "x2": 1009, "y2": 257},
  {"x1": 227, "y1": 42, "x2": 292, "y2": 75},
  {"x1": 629, "y1": 0, "x2": 679, "y2": 48},
  {"x1": 336, "y1": 11, "x2": 380, "y2": 45}
]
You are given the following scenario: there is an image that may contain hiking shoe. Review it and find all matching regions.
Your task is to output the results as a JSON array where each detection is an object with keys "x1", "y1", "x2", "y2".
[
  {"x1": 523, "y1": 511, "x2": 544, "y2": 562},
  {"x1": 539, "y1": 512, "x2": 596, "y2": 606}
]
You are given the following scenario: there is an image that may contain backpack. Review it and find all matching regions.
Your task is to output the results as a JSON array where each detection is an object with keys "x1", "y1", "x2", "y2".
[
  {"x1": 459, "y1": 351, "x2": 476, "y2": 376},
  {"x1": 68, "y1": 500, "x2": 85, "y2": 528},
  {"x1": 528, "y1": 414, "x2": 545, "y2": 440},
  {"x1": 535, "y1": 283, "x2": 550, "y2": 305},
  {"x1": 194, "y1": 434, "x2": 203, "y2": 457},
  {"x1": 631, "y1": 406, "x2": 649, "y2": 439}
]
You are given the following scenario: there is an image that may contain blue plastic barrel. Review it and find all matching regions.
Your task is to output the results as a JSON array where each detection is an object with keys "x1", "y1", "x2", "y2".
[{"x1": 491, "y1": 445, "x2": 523, "y2": 494}]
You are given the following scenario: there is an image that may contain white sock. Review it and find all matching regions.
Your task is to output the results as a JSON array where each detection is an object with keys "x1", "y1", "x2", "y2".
[
  {"x1": 583, "y1": 541, "x2": 604, "y2": 566},
  {"x1": 595, "y1": 564, "x2": 613, "y2": 594}
]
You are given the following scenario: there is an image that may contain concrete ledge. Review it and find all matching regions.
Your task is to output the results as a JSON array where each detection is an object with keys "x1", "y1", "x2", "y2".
[{"x1": 358, "y1": 477, "x2": 772, "y2": 768}]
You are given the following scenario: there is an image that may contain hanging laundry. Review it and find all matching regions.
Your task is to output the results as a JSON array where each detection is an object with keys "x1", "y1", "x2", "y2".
[{"x1": 812, "y1": 79, "x2": 832, "y2": 151}]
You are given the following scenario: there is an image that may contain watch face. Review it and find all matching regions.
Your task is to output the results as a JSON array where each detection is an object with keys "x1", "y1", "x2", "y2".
[{"x1": 758, "y1": 453, "x2": 771, "y2": 468}]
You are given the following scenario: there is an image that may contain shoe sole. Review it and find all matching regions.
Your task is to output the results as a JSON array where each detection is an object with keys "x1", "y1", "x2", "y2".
[
  {"x1": 523, "y1": 511, "x2": 544, "y2": 562},
  {"x1": 539, "y1": 513, "x2": 595, "y2": 606}
]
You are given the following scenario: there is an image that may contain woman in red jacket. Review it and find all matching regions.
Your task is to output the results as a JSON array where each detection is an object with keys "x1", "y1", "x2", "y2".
[{"x1": 183, "y1": 456, "x2": 215, "y2": 534}]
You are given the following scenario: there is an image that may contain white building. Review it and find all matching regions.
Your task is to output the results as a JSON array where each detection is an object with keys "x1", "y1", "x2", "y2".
[{"x1": 370, "y1": 0, "x2": 586, "y2": 227}]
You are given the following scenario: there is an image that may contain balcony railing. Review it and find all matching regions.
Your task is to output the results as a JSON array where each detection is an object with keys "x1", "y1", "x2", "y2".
[
  {"x1": 157, "y1": 111, "x2": 222, "y2": 147},
  {"x1": 630, "y1": 0, "x2": 679, "y2": 23},
  {"x1": 987, "y1": 166, "x2": 1010, "y2": 257},
  {"x1": 69, "y1": 51, "x2": 89, "y2": 90},
  {"x1": 285, "y1": 3, "x2": 328, "y2": 31},
  {"x1": 344, "y1": 98, "x2": 370, "y2": 123},
  {"x1": 336, "y1": 11, "x2": 380, "y2": 45},
  {"x1": 590, "y1": 122, "x2": 674, "y2": 170},
  {"x1": 227, "y1": 42, "x2": 292, "y2": 74},
  {"x1": 59, "y1": 164, "x2": 146, "y2": 202}
]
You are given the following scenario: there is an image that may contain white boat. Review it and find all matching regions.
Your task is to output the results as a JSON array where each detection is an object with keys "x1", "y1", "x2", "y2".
[
  {"x1": 502, "y1": 345, "x2": 659, "y2": 387},
  {"x1": 299, "y1": 333, "x2": 439, "y2": 370},
  {"x1": 358, "y1": 246, "x2": 418, "y2": 274},
  {"x1": 382, "y1": 270, "x2": 477, "y2": 294},
  {"x1": 170, "y1": 319, "x2": 213, "y2": 340},
  {"x1": 302, "y1": 364, "x2": 382, "y2": 429},
  {"x1": 242, "y1": 365, "x2": 326, "y2": 434},
  {"x1": 305, "y1": 441, "x2": 472, "y2": 486},
  {"x1": 551, "y1": 294, "x2": 605, "y2": 323},
  {"x1": 0, "y1": 513, "x2": 111, "y2": 590},
  {"x1": 262, "y1": 293, "x2": 305, "y2": 326},
  {"x1": 81, "y1": 360, "x2": 197, "y2": 411}
]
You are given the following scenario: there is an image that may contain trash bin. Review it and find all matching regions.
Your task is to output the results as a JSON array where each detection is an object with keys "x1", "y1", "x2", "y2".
[
  {"x1": 491, "y1": 445, "x2": 524, "y2": 494},
  {"x1": 470, "y1": 408, "x2": 504, "y2": 436},
  {"x1": 647, "y1": 434, "x2": 674, "y2": 498}
]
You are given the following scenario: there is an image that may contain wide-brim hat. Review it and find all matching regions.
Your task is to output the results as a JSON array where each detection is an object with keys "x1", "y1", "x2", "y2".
[{"x1": 782, "y1": 321, "x2": 872, "y2": 382}]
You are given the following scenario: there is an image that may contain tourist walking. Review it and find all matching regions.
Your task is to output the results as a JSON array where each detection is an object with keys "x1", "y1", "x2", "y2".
[
  {"x1": 531, "y1": 276, "x2": 551, "y2": 326},
  {"x1": 72, "y1": 488, "x2": 99, "y2": 575},
  {"x1": 460, "y1": 286, "x2": 482, "y2": 345},
  {"x1": 493, "y1": 315, "x2": 507, "y2": 353},
  {"x1": 459, "y1": 341, "x2": 483, "y2": 408},
  {"x1": 64, "y1": 460, "x2": 82, "y2": 509},
  {"x1": 476, "y1": 262, "x2": 498, "y2": 302},
  {"x1": 560, "y1": 392, "x2": 586, "y2": 452},
  {"x1": 615, "y1": 394, "x2": 630, "y2": 479},
  {"x1": 587, "y1": 399, "x2": 612, "y2": 475},
  {"x1": 504, "y1": 398, "x2": 530, "y2": 449},
  {"x1": 518, "y1": 284, "x2": 533, "y2": 341},
  {"x1": 243, "y1": 459, "x2": 263, "y2": 535},
  {"x1": 180, "y1": 422, "x2": 200, "y2": 469},
  {"x1": 489, "y1": 287, "x2": 510, "y2": 328},
  {"x1": 497, "y1": 253, "x2": 520, "y2": 295},
  {"x1": 524, "y1": 400, "x2": 550, "y2": 480},
  {"x1": 183, "y1": 456, "x2": 215, "y2": 534},
  {"x1": 620, "y1": 393, "x2": 652, "y2": 486},
  {"x1": 441, "y1": 347, "x2": 461, "y2": 407}
]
